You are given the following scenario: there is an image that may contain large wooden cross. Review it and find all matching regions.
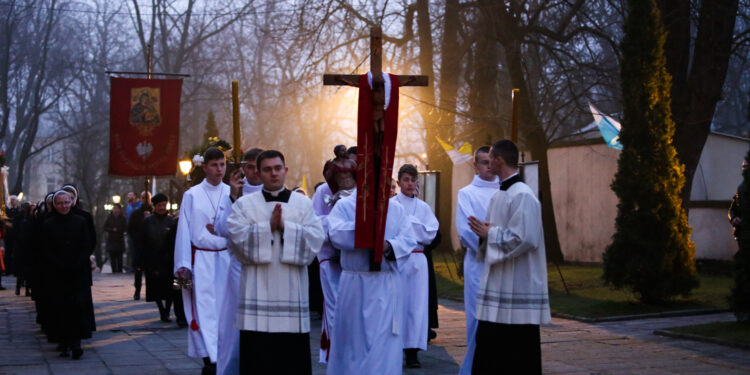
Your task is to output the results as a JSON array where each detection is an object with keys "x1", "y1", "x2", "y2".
[{"x1": 323, "y1": 26, "x2": 428, "y2": 270}]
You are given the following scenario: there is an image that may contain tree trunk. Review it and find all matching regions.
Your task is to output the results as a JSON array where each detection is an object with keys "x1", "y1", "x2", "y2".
[
  {"x1": 467, "y1": 9, "x2": 503, "y2": 146},
  {"x1": 492, "y1": 3, "x2": 565, "y2": 263},
  {"x1": 660, "y1": 0, "x2": 739, "y2": 207},
  {"x1": 416, "y1": 0, "x2": 454, "y2": 252},
  {"x1": 438, "y1": 0, "x2": 460, "y2": 130}
]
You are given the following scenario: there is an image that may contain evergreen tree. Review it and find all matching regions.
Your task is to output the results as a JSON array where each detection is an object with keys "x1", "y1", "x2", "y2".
[
  {"x1": 729, "y1": 151, "x2": 750, "y2": 321},
  {"x1": 603, "y1": 0, "x2": 698, "y2": 303},
  {"x1": 202, "y1": 110, "x2": 219, "y2": 141}
]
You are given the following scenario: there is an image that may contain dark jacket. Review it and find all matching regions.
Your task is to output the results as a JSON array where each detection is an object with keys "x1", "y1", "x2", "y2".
[
  {"x1": 13, "y1": 212, "x2": 34, "y2": 280},
  {"x1": 103, "y1": 213, "x2": 127, "y2": 252},
  {"x1": 128, "y1": 204, "x2": 153, "y2": 269},
  {"x1": 140, "y1": 213, "x2": 176, "y2": 301}
]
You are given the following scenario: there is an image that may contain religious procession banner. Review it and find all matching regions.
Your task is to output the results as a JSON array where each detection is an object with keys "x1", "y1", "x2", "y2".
[{"x1": 109, "y1": 77, "x2": 182, "y2": 176}]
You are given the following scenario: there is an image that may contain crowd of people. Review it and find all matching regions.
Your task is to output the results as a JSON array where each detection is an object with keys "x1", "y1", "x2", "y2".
[
  {"x1": 0, "y1": 138, "x2": 551, "y2": 374},
  {"x1": 170, "y1": 139, "x2": 550, "y2": 375},
  {"x1": 102, "y1": 190, "x2": 188, "y2": 327},
  {"x1": 1, "y1": 186, "x2": 96, "y2": 360}
]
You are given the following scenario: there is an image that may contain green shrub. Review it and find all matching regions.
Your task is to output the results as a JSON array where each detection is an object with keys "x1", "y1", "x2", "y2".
[{"x1": 602, "y1": 0, "x2": 698, "y2": 303}]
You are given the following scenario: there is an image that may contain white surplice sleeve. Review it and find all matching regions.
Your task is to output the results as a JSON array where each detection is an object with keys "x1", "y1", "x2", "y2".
[
  {"x1": 312, "y1": 183, "x2": 331, "y2": 216},
  {"x1": 328, "y1": 198, "x2": 356, "y2": 251},
  {"x1": 386, "y1": 202, "x2": 417, "y2": 267},
  {"x1": 280, "y1": 198, "x2": 324, "y2": 266},
  {"x1": 456, "y1": 189, "x2": 479, "y2": 251},
  {"x1": 411, "y1": 203, "x2": 439, "y2": 246},
  {"x1": 483, "y1": 192, "x2": 543, "y2": 265},
  {"x1": 174, "y1": 190, "x2": 194, "y2": 274},
  {"x1": 226, "y1": 199, "x2": 273, "y2": 265},
  {"x1": 213, "y1": 194, "x2": 234, "y2": 239}
]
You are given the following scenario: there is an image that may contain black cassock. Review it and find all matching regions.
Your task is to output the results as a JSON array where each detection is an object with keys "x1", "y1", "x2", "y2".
[
  {"x1": 140, "y1": 213, "x2": 176, "y2": 302},
  {"x1": 39, "y1": 211, "x2": 96, "y2": 344}
]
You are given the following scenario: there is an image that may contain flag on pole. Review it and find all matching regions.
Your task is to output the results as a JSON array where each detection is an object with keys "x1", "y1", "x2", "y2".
[
  {"x1": 301, "y1": 174, "x2": 308, "y2": 194},
  {"x1": 589, "y1": 103, "x2": 623, "y2": 150},
  {"x1": 436, "y1": 137, "x2": 473, "y2": 165}
]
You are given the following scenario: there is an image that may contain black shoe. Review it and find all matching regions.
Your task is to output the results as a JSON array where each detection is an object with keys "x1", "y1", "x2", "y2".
[
  {"x1": 177, "y1": 320, "x2": 188, "y2": 328},
  {"x1": 160, "y1": 313, "x2": 171, "y2": 323},
  {"x1": 56, "y1": 343, "x2": 68, "y2": 352},
  {"x1": 0, "y1": 286, "x2": 6, "y2": 291},
  {"x1": 59, "y1": 351, "x2": 69, "y2": 357},
  {"x1": 71, "y1": 348, "x2": 83, "y2": 360},
  {"x1": 133, "y1": 293, "x2": 140, "y2": 300},
  {"x1": 201, "y1": 362, "x2": 217, "y2": 375},
  {"x1": 428, "y1": 328, "x2": 437, "y2": 341},
  {"x1": 405, "y1": 349, "x2": 421, "y2": 368}
]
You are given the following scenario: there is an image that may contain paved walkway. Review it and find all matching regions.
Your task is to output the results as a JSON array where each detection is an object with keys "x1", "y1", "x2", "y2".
[{"x1": 0, "y1": 273, "x2": 748, "y2": 374}]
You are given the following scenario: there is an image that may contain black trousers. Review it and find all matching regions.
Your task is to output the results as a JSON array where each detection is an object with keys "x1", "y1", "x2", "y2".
[
  {"x1": 109, "y1": 252, "x2": 123, "y2": 273},
  {"x1": 172, "y1": 290, "x2": 187, "y2": 323},
  {"x1": 472, "y1": 321, "x2": 541, "y2": 375},
  {"x1": 239, "y1": 330, "x2": 311, "y2": 375},
  {"x1": 425, "y1": 248, "x2": 439, "y2": 328},
  {"x1": 133, "y1": 269, "x2": 143, "y2": 293}
]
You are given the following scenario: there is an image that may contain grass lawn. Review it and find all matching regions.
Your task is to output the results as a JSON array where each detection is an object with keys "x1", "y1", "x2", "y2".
[
  {"x1": 662, "y1": 321, "x2": 750, "y2": 348},
  {"x1": 433, "y1": 258, "x2": 732, "y2": 318}
]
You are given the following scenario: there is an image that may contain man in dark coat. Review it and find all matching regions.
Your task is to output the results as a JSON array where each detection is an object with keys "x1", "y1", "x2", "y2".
[
  {"x1": 14, "y1": 202, "x2": 33, "y2": 296},
  {"x1": 140, "y1": 193, "x2": 183, "y2": 324},
  {"x1": 128, "y1": 191, "x2": 152, "y2": 300},
  {"x1": 3, "y1": 195, "x2": 20, "y2": 277},
  {"x1": 103, "y1": 204, "x2": 127, "y2": 273}
]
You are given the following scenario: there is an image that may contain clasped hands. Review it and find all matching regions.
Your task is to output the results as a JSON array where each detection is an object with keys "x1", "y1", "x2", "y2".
[
  {"x1": 205, "y1": 202, "x2": 284, "y2": 236},
  {"x1": 468, "y1": 216, "x2": 490, "y2": 239},
  {"x1": 270, "y1": 203, "x2": 284, "y2": 232}
]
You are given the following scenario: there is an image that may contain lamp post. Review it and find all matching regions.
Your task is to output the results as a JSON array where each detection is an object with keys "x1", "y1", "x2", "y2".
[
  {"x1": 420, "y1": 152, "x2": 429, "y2": 170},
  {"x1": 174, "y1": 159, "x2": 193, "y2": 212},
  {"x1": 179, "y1": 159, "x2": 192, "y2": 177}
]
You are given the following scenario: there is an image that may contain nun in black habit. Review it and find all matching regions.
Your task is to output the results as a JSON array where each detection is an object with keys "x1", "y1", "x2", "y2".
[{"x1": 40, "y1": 190, "x2": 96, "y2": 359}]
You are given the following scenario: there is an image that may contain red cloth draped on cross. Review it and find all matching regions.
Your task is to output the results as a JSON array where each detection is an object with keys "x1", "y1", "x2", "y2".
[{"x1": 354, "y1": 73, "x2": 399, "y2": 270}]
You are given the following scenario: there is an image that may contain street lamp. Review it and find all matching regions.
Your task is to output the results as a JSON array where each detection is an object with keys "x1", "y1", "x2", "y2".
[
  {"x1": 179, "y1": 159, "x2": 193, "y2": 176},
  {"x1": 112, "y1": 195, "x2": 121, "y2": 204},
  {"x1": 420, "y1": 152, "x2": 429, "y2": 170}
]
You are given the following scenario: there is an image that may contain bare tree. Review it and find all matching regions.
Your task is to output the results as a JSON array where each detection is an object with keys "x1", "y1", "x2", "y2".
[
  {"x1": 659, "y1": 0, "x2": 742, "y2": 207},
  {"x1": 0, "y1": 0, "x2": 86, "y2": 193}
]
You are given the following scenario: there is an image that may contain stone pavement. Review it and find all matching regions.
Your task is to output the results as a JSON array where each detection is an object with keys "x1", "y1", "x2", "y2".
[{"x1": 0, "y1": 272, "x2": 748, "y2": 374}]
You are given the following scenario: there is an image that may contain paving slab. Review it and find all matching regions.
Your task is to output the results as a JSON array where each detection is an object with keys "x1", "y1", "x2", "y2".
[{"x1": 1, "y1": 272, "x2": 749, "y2": 374}]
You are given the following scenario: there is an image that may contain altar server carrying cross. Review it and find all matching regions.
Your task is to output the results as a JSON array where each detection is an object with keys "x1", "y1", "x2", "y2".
[{"x1": 323, "y1": 26, "x2": 428, "y2": 271}]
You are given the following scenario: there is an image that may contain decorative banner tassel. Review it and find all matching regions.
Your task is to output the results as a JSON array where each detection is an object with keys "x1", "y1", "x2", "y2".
[{"x1": 190, "y1": 319, "x2": 200, "y2": 331}]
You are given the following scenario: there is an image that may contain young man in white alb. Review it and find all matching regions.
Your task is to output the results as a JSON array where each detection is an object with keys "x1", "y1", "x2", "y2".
[
  {"x1": 456, "y1": 146, "x2": 499, "y2": 375},
  {"x1": 391, "y1": 164, "x2": 438, "y2": 368},
  {"x1": 173, "y1": 147, "x2": 232, "y2": 375}
]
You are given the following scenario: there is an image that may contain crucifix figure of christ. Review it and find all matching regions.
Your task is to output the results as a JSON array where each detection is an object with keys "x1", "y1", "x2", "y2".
[{"x1": 323, "y1": 26, "x2": 428, "y2": 271}]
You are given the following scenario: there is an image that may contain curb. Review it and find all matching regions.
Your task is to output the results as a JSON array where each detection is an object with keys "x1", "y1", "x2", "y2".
[
  {"x1": 551, "y1": 308, "x2": 729, "y2": 323},
  {"x1": 653, "y1": 329, "x2": 750, "y2": 351}
]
